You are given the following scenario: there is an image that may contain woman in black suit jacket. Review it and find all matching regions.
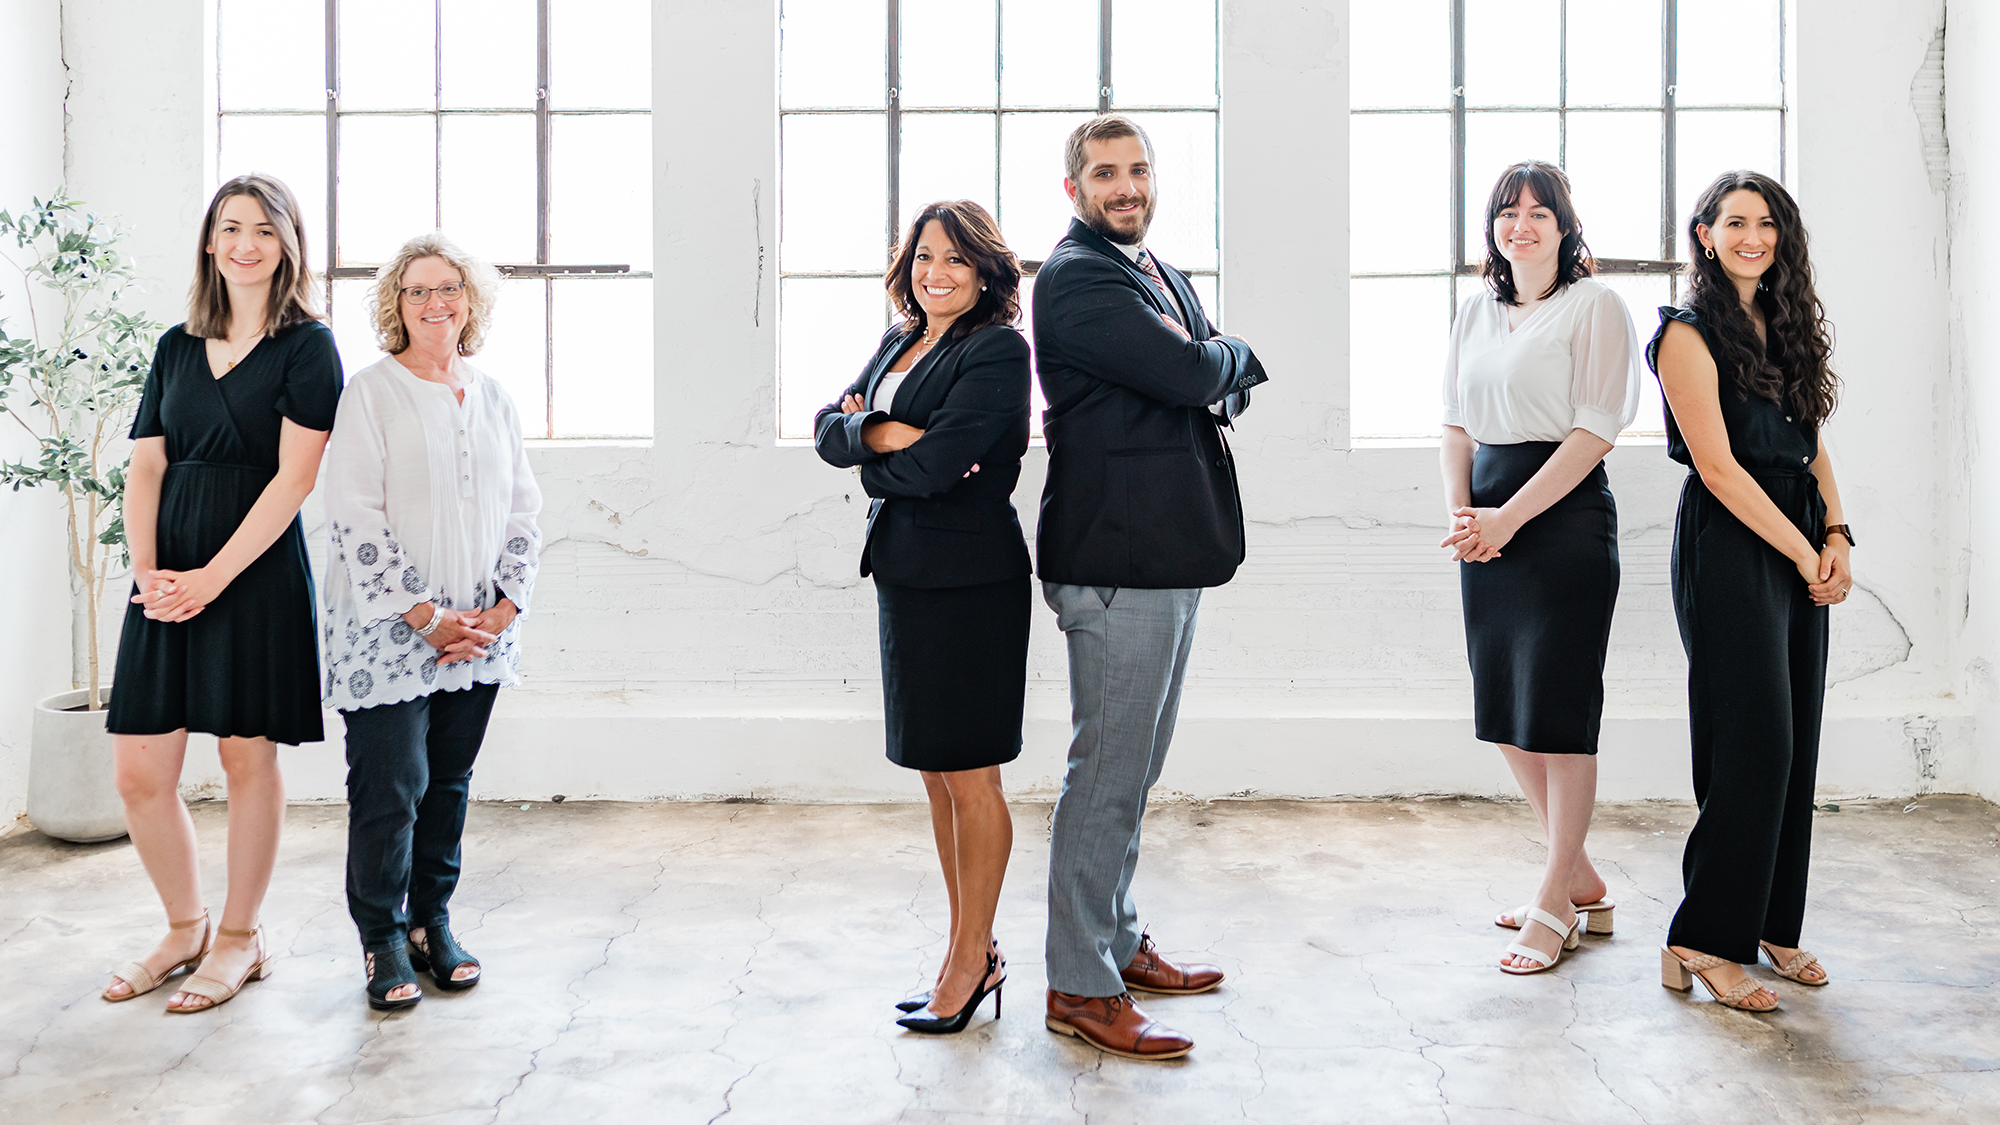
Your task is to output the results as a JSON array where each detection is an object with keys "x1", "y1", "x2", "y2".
[{"x1": 814, "y1": 200, "x2": 1030, "y2": 1036}]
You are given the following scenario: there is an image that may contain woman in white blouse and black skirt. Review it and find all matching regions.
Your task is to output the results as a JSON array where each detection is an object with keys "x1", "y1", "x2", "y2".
[
  {"x1": 1439, "y1": 161, "x2": 1642, "y2": 976},
  {"x1": 322, "y1": 232, "x2": 542, "y2": 1009}
]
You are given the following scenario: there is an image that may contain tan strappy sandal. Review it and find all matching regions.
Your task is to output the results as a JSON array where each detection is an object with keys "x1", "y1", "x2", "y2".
[
  {"x1": 1759, "y1": 941, "x2": 1828, "y2": 986},
  {"x1": 167, "y1": 924, "x2": 273, "y2": 1013},
  {"x1": 1661, "y1": 946, "x2": 1779, "y2": 1011},
  {"x1": 1496, "y1": 898, "x2": 1615, "y2": 936},
  {"x1": 103, "y1": 911, "x2": 211, "y2": 1002}
]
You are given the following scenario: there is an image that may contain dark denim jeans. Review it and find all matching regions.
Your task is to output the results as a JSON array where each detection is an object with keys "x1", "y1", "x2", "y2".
[{"x1": 342, "y1": 682, "x2": 499, "y2": 948}]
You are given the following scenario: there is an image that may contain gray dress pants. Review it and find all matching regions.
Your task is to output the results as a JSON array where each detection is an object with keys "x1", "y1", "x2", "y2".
[{"x1": 1042, "y1": 582, "x2": 1203, "y2": 997}]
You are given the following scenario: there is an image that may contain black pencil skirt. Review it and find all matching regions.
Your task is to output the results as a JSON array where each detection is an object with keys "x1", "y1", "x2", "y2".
[
  {"x1": 875, "y1": 575, "x2": 1030, "y2": 772},
  {"x1": 1459, "y1": 441, "x2": 1620, "y2": 755}
]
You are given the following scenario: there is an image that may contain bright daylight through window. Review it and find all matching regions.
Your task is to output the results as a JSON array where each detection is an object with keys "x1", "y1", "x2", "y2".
[
  {"x1": 1350, "y1": 0, "x2": 1790, "y2": 439},
  {"x1": 777, "y1": 0, "x2": 1220, "y2": 440},
  {"x1": 214, "y1": 0, "x2": 653, "y2": 439}
]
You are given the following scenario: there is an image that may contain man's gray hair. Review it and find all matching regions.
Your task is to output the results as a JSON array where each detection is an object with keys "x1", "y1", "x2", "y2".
[{"x1": 1064, "y1": 114, "x2": 1156, "y2": 184}]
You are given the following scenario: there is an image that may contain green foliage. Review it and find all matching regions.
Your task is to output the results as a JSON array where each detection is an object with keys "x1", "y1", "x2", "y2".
[
  {"x1": 0, "y1": 192, "x2": 165, "y2": 698},
  {"x1": 0, "y1": 193, "x2": 163, "y2": 569}
]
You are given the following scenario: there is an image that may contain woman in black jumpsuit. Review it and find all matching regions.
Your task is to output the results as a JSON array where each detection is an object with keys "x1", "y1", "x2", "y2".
[{"x1": 1649, "y1": 171, "x2": 1850, "y2": 1013}]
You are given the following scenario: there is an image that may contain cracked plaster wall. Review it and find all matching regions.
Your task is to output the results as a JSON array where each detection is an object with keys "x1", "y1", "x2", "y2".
[
  {"x1": 3, "y1": 0, "x2": 1989, "y2": 818},
  {"x1": 1944, "y1": 0, "x2": 2000, "y2": 798}
]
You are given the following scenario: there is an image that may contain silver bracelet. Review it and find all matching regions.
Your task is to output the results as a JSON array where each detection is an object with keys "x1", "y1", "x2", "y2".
[{"x1": 413, "y1": 601, "x2": 444, "y2": 637}]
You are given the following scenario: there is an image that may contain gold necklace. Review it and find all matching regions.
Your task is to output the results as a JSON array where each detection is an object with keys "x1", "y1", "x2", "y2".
[{"x1": 222, "y1": 331, "x2": 264, "y2": 371}]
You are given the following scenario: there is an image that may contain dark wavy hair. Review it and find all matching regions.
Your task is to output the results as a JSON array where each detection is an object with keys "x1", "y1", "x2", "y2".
[
  {"x1": 1481, "y1": 160, "x2": 1594, "y2": 306},
  {"x1": 1684, "y1": 171, "x2": 1838, "y2": 427},
  {"x1": 886, "y1": 200, "x2": 1021, "y2": 340}
]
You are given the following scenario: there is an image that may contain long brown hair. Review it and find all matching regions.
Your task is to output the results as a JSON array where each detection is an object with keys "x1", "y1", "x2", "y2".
[
  {"x1": 1684, "y1": 171, "x2": 1839, "y2": 427},
  {"x1": 885, "y1": 200, "x2": 1021, "y2": 341},
  {"x1": 186, "y1": 173, "x2": 322, "y2": 338},
  {"x1": 1481, "y1": 160, "x2": 1594, "y2": 306}
]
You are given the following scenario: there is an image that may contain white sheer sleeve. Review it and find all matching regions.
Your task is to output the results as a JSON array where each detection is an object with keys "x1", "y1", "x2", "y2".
[
  {"x1": 1442, "y1": 295, "x2": 1476, "y2": 430},
  {"x1": 323, "y1": 377, "x2": 432, "y2": 626},
  {"x1": 1569, "y1": 285, "x2": 1643, "y2": 444},
  {"x1": 491, "y1": 390, "x2": 543, "y2": 614}
]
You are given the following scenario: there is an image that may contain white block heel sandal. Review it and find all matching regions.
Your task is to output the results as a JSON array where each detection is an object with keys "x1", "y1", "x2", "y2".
[{"x1": 1498, "y1": 907, "x2": 1581, "y2": 975}]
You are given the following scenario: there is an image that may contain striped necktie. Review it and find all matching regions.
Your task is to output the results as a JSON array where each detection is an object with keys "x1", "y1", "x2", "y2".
[{"x1": 1136, "y1": 250, "x2": 1183, "y2": 324}]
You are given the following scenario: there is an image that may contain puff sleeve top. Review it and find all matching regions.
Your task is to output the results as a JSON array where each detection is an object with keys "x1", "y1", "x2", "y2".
[{"x1": 1442, "y1": 277, "x2": 1643, "y2": 445}]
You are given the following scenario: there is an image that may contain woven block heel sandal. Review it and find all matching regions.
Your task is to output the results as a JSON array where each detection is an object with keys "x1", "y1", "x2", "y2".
[
  {"x1": 1498, "y1": 907, "x2": 1581, "y2": 975},
  {"x1": 407, "y1": 923, "x2": 481, "y2": 991},
  {"x1": 365, "y1": 941, "x2": 423, "y2": 1011},
  {"x1": 1759, "y1": 941, "x2": 1828, "y2": 986},
  {"x1": 1661, "y1": 946, "x2": 1779, "y2": 1011},
  {"x1": 1497, "y1": 898, "x2": 1614, "y2": 936},
  {"x1": 104, "y1": 910, "x2": 211, "y2": 1002},
  {"x1": 168, "y1": 925, "x2": 272, "y2": 1013}
]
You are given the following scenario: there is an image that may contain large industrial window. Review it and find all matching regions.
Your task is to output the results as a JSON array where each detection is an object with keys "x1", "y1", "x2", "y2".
[
  {"x1": 1350, "y1": 0, "x2": 1791, "y2": 439},
  {"x1": 213, "y1": 0, "x2": 653, "y2": 439},
  {"x1": 776, "y1": 0, "x2": 1221, "y2": 440}
]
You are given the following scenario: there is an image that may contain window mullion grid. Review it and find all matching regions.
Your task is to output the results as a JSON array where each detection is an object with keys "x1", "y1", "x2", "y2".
[
  {"x1": 1661, "y1": 0, "x2": 1678, "y2": 276},
  {"x1": 991, "y1": 0, "x2": 1003, "y2": 233},
  {"x1": 1557, "y1": 0, "x2": 1567, "y2": 167},
  {"x1": 433, "y1": 0, "x2": 443, "y2": 232},
  {"x1": 325, "y1": 0, "x2": 340, "y2": 306},
  {"x1": 1449, "y1": 0, "x2": 1467, "y2": 318},
  {"x1": 1098, "y1": 0, "x2": 1113, "y2": 112},
  {"x1": 887, "y1": 0, "x2": 902, "y2": 270},
  {"x1": 538, "y1": 0, "x2": 555, "y2": 438}
]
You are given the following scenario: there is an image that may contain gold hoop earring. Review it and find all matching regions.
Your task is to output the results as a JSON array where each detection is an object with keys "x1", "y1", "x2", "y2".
[{"x1": 1704, "y1": 246, "x2": 1716, "y2": 259}]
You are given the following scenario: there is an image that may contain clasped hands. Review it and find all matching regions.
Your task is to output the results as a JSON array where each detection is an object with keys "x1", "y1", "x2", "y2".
[
  {"x1": 1798, "y1": 542, "x2": 1852, "y2": 607},
  {"x1": 132, "y1": 566, "x2": 227, "y2": 623},
  {"x1": 839, "y1": 394, "x2": 979, "y2": 478},
  {"x1": 1440, "y1": 506, "x2": 1519, "y2": 563},
  {"x1": 407, "y1": 598, "x2": 517, "y2": 665}
]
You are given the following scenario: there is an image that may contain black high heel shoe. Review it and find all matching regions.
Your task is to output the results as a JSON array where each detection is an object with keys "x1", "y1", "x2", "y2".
[
  {"x1": 365, "y1": 942, "x2": 423, "y2": 1011},
  {"x1": 896, "y1": 951, "x2": 1002, "y2": 1034},
  {"x1": 896, "y1": 940, "x2": 1003, "y2": 1012},
  {"x1": 407, "y1": 923, "x2": 481, "y2": 991}
]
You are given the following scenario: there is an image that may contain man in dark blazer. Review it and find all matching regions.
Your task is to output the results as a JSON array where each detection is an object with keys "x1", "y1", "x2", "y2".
[{"x1": 1034, "y1": 114, "x2": 1268, "y2": 1061}]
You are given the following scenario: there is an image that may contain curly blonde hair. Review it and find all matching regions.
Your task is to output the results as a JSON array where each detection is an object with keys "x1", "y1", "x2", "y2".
[{"x1": 370, "y1": 231, "x2": 503, "y2": 356}]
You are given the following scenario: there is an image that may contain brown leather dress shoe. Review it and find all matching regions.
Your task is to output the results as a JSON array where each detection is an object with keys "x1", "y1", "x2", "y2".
[
  {"x1": 1120, "y1": 932, "x2": 1225, "y2": 995},
  {"x1": 1045, "y1": 990, "x2": 1194, "y2": 1060}
]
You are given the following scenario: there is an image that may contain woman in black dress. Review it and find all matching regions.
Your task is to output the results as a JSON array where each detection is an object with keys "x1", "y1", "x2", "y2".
[
  {"x1": 1652, "y1": 171, "x2": 1848, "y2": 1012},
  {"x1": 813, "y1": 200, "x2": 1030, "y2": 1035},
  {"x1": 100, "y1": 174, "x2": 340, "y2": 1012}
]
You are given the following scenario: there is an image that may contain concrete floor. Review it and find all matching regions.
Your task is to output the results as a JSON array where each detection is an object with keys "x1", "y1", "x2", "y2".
[{"x1": 0, "y1": 796, "x2": 1996, "y2": 1125}]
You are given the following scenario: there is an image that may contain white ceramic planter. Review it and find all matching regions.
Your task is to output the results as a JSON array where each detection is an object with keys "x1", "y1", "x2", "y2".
[{"x1": 28, "y1": 688, "x2": 128, "y2": 843}]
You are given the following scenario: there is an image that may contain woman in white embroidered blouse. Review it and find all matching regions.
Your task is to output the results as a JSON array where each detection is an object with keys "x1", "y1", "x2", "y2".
[
  {"x1": 1437, "y1": 161, "x2": 1642, "y2": 979},
  {"x1": 322, "y1": 232, "x2": 542, "y2": 1009}
]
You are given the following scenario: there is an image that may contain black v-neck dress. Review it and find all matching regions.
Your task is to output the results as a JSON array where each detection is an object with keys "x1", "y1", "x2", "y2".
[{"x1": 105, "y1": 321, "x2": 342, "y2": 745}]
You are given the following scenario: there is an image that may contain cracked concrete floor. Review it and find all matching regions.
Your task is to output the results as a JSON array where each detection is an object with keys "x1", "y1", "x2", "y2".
[{"x1": 1, "y1": 796, "x2": 1996, "y2": 1125}]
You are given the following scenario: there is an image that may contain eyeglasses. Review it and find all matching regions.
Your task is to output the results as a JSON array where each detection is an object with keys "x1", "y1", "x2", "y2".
[{"x1": 400, "y1": 283, "x2": 465, "y2": 305}]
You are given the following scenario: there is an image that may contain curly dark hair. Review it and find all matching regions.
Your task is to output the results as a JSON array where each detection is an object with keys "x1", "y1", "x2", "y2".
[
  {"x1": 886, "y1": 200, "x2": 1021, "y2": 340},
  {"x1": 1684, "y1": 170, "x2": 1839, "y2": 427},
  {"x1": 1480, "y1": 160, "x2": 1594, "y2": 306}
]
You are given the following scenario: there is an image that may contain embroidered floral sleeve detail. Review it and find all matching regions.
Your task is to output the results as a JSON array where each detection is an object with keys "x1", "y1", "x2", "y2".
[{"x1": 329, "y1": 519, "x2": 432, "y2": 624}]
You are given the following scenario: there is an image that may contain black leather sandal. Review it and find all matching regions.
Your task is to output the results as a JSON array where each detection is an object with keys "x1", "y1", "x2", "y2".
[
  {"x1": 365, "y1": 943, "x2": 423, "y2": 1011},
  {"x1": 408, "y1": 923, "x2": 481, "y2": 991}
]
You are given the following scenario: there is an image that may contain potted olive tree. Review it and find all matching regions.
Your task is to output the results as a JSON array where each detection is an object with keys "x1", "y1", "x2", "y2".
[{"x1": 0, "y1": 194, "x2": 163, "y2": 842}]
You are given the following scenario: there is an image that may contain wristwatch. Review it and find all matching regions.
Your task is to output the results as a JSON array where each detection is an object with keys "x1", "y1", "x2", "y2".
[{"x1": 1825, "y1": 523, "x2": 1855, "y2": 547}]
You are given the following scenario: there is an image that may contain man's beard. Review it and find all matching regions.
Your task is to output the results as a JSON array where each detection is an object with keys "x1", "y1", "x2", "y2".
[{"x1": 1078, "y1": 192, "x2": 1157, "y2": 245}]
